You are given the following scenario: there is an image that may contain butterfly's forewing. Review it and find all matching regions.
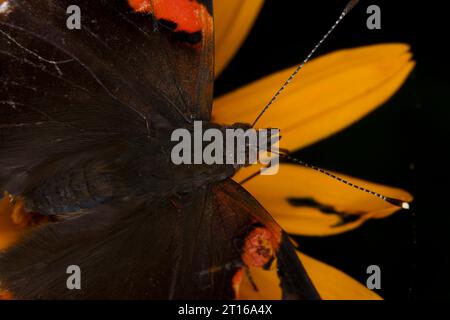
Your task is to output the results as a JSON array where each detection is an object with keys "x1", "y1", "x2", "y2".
[
  {"x1": 1, "y1": 0, "x2": 213, "y2": 122},
  {"x1": 0, "y1": 0, "x2": 213, "y2": 205}
]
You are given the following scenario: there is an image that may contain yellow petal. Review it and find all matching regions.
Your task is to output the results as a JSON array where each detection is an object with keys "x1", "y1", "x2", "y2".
[
  {"x1": 239, "y1": 251, "x2": 381, "y2": 300},
  {"x1": 239, "y1": 266, "x2": 282, "y2": 300},
  {"x1": 235, "y1": 164, "x2": 412, "y2": 236},
  {"x1": 213, "y1": 44, "x2": 415, "y2": 151},
  {"x1": 299, "y1": 252, "x2": 382, "y2": 300},
  {"x1": 214, "y1": 0, "x2": 264, "y2": 76}
]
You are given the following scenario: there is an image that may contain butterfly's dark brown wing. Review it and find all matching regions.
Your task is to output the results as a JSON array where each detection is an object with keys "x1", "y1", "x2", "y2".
[
  {"x1": 0, "y1": 0, "x2": 213, "y2": 205},
  {"x1": 1, "y1": 0, "x2": 213, "y2": 122},
  {"x1": 0, "y1": 179, "x2": 319, "y2": 299},
  {"x1": 213, "y1": 179, "x2": 320, "y2": 300}
]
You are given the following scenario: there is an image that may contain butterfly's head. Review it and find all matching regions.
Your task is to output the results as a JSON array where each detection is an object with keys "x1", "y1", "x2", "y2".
[{"x1": 224, "y1": 122, "x2": 280, "y2": 171}]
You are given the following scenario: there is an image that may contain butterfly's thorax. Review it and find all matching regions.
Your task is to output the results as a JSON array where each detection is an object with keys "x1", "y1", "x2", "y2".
[{"x1": 144, "y1": 122, "x2": 239, "y2": 194}]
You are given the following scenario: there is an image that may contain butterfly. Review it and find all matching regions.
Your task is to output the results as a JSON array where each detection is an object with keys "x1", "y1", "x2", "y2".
[{"x1": 0, "y1": 0, "x2": 320, "y2": 299}]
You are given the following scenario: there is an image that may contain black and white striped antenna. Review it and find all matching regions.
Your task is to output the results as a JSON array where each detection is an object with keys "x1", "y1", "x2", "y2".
[
  {"x1": 251, "y1": 0, "x2": 360, "y2": 128},
  {"x1": 246, "y1": 0, "x2": 411, "y2": 209},
  {"x1": 240, "y1": 152, "x2": 410, "y2": 209},
  {"x1": 281, "y1": 153, "x2": 410, "y2": 209}
]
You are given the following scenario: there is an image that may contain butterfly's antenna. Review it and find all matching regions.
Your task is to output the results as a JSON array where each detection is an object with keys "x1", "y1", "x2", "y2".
[
  {"x1": 278, "y1": 152, "x2": 410, "y2": 209},
  {"x1": 251, "y1": 0, "x2": 360, "y2": 128}
]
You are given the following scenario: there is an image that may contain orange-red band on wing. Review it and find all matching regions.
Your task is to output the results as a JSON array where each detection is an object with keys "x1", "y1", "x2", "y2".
[
  {"x1": 0, "y1": 289, "x2": 13, "y2": 300},
  {"x1": 0, "y1": 192, "x2": 52, "y2": 251},
  {"x1": 128, "y1": 0, "x2": 210, "y2": 34},
  {"x1": 242, "y1": 227, "x2": 279, "y2": 268}
]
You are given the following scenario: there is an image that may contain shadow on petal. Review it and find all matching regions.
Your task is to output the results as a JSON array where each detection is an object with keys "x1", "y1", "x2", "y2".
[{"x1": 235, "y1": 164, "x2": 412, "y2": 236}]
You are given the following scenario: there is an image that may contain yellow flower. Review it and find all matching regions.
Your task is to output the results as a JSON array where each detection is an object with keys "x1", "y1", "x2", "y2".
[{"x1": 213, "y1": 0, "x2": 414, "y2": 300}]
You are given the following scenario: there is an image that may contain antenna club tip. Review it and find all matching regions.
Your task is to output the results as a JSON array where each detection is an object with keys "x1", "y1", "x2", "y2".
[
  {"x1": 385, "y1": 197, "x2": 411, "y2": 209},
  {"x1": 402, "y1": 202, "x2": 411, "y2": 210}
]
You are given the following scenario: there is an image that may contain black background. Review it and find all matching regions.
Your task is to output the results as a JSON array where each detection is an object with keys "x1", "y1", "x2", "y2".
[{"x1": 215, "y1": 0, "x2": 449, "y2": 300}]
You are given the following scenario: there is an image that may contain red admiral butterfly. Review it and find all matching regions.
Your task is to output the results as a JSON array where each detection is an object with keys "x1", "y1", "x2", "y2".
[{"x1": 0, "y1": 0, "x2": 323, "y2": 299}]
